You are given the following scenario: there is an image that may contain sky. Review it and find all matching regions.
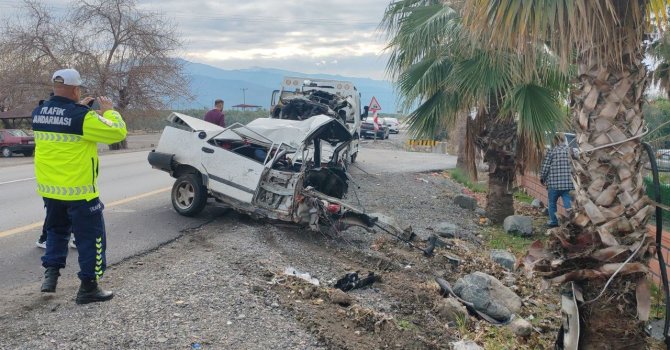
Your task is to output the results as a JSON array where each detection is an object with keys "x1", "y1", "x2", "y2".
[{"x1": 0, "y1": 0, "x2": 394, "y2": 80}]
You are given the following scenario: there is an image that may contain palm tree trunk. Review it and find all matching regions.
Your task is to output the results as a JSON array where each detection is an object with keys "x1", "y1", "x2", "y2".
[
  {"x1": 456, "y1": 113, "x2": 468, "y2": 170},
  {"x1": 475, "y1": 99, "x2": 516, "y2": 224},
  {"x1": 562, "y1": 51, "x2": 652, "y2": 347}
]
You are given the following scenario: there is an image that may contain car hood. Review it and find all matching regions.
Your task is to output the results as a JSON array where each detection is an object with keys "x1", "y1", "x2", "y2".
[{"x1": 241, "y1": 115, "x2": 352, "y2": 149}]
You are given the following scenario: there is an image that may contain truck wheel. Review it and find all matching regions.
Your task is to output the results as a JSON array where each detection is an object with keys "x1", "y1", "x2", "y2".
[
  {"x1": 1, "y1": 147, "x2": 11, "y2": 158},
  {"x1": 171, "y1": 173, "x2": 207, "y2": 216},
  {"x1": 350, "y1": 152, "x2": 357, "y2": 163}
]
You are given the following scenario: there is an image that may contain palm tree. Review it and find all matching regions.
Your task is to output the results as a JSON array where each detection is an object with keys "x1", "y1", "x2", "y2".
[
  {"x1": 461, "y1": 1, "x2": 668, "y2": 347},
  {"x1": 381, "y1": 0, "x2": 568, "y2": 223}
]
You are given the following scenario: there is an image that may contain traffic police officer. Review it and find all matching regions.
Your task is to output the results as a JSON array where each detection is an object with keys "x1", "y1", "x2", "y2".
[{"x1": 33, "y1": 68, "x2": 127, "y2": 304}]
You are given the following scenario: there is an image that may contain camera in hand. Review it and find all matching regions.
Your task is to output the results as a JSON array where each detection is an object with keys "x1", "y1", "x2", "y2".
[{"x1": 87, "y1": 99, "x2": 100, "y2": 110}]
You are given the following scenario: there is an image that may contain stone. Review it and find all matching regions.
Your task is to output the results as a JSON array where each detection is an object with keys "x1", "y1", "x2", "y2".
[
  {"x1": 531, "y1": 199, "x2": 543, "y2": 208},
  {"x1": 434, "y1": 222, "x2": 477, "y2": 242},
  {"x1": 475, "y1": 208, "x2": 486, "y2": 216},
  {"x1": 490, "y1": 250, "x2": 517, "y2": 271},
  {"x1": 509, "y1": 318, "x2": 533, "y2": 337},
  {"x1": 453, "y1": 195, "x2": 478, "y2": 210},
  {"x1": 452, "y1": 272, "x2": 522, "y2": 322},
  {"x1": 451, "y1": 340, "x2": 483, "y2": 350},
  {"x1": 329, "y1": 289, "x2": 353, "y2": 306},
  {"x1": 436, "y1": 222, "x2": 458, "y2": 238},
  {"x1": 503, "y1": 215, "x2": 533, "y2": 236},
  {"x1": 435, "y1": 298, "x2": 468, "y2": 322}
]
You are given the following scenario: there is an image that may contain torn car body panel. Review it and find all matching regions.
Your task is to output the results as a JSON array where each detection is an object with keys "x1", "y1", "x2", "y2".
[{"x1": 149, "y1": 112, "x2": 404, "y2": 236}]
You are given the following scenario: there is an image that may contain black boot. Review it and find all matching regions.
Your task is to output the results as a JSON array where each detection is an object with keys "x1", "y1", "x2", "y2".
[
  {"x1": 40, "y1": 267, "x2": 60, "y2": 293},
  {"x1": 75, "y1": 280, "x2": 114, "y2": 305}
]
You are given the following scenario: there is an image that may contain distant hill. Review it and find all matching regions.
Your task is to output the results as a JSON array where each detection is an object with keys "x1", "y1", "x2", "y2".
[{"x1": 173, "y1": 60, "x2": 397, "y2": 113}]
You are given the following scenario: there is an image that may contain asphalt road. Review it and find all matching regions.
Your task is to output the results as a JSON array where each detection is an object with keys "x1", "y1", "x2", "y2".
[{"x1": 0, "y1": 136, "x2": 455, "y2": 292}]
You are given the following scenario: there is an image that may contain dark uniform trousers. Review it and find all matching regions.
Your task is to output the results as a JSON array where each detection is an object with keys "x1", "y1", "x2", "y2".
[{"x1": 41, "y1": 197, "x2": 107, "y2": 281}]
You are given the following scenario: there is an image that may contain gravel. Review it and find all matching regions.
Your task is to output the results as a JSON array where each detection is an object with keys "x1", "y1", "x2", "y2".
[{"x1": 0, "y1": 139, "x2": 483, "y2": 349}]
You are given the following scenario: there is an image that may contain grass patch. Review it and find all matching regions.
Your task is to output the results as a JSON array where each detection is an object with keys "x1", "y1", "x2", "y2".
[
  {"x1": 448, "y1": 168, "x2": 487, "y2": 193},
  {"x1": 514, "y1": 191, "x2": 534, "y2": 204},
  {"x1": 483, "y1": 225, "x2": 545, "y2": 256}
]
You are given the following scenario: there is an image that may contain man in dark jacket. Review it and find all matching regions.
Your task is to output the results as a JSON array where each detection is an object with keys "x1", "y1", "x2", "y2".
[
  {"x1": 540, "y1": 132, "x2": 574, "y2": 228},
  {"x1": 204, "y1": 99, "x2": 225, "y2": 127}
]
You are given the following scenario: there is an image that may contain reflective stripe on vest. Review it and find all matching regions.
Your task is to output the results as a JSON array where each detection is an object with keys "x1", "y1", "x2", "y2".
[
  {"x1": 37, "y1": 183, "x2": 95, "y2": 196},
  {"x1": 33, "y1": 131, "x2": 82, "y2": 142}
]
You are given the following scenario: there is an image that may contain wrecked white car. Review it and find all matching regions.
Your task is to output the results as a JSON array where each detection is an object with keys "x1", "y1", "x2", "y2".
[{"x1": 148, "y1": 112, "x2": 404, "y2": 236}]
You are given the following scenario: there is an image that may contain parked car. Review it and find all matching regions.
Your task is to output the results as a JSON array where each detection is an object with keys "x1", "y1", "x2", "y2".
[
  {"x1": 384, "y1": 117, "x2": 400, "y2": 134},
  {"x1": 147, "y1": 112, "x2": 407, "y2": 237},
  {"x1": 360, "y1": 118, "x2": 389, "y2": 139},
  {"x1": 0, "y1": 129, "x2": 35, "y2": 157}
]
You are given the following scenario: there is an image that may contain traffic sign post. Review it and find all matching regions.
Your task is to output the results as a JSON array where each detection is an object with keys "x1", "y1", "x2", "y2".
[{"x1": 368, "y1": 96, "x2": 381, "y2": 112}]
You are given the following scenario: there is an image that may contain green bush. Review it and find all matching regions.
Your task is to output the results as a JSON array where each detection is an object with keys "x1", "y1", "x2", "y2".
[{"x1": 644, "y1": 176, "x2": 670, "y2": 223}]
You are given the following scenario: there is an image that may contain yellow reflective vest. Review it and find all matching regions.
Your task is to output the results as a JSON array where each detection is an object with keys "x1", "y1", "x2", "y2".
[{"x1": 32, "y1": 96, "x2": 127, "y2": 201}]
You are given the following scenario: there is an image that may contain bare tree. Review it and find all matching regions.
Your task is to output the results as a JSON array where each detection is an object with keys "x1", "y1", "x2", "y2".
[{"x1": 0, "y1": 0, "x2": 191, "y2": 149}]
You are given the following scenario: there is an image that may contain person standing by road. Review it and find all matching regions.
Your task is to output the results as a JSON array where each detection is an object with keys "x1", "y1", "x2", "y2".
[
  {"x1": 204, "y1": 99, "x2": 225, "y2": 127},
  {"x1": 33, "y1": 68, "x2": 127, "y2": 304},
  {"x1": 540, "y1": 132, "x2": 574, "y2": 228}
]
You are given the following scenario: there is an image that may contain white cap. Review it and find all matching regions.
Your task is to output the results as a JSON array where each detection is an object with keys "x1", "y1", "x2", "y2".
[{"x1": 52, "y1": 68, "x2": 83, "y2": 86}]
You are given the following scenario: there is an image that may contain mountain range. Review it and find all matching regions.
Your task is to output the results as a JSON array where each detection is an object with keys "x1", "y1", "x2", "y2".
[{"x1": 175, "y1": 60, "x2": 397, "y2": 113}]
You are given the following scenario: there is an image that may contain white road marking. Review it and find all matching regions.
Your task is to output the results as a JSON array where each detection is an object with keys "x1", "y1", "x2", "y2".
[{"x1": 0, "y1": 177, "x2": 36, "y2": 186}]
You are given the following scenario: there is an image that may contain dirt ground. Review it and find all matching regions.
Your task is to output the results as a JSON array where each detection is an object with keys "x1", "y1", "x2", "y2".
[{"x1": 0, "y1": 135, "x2": 664, "y2": 349}]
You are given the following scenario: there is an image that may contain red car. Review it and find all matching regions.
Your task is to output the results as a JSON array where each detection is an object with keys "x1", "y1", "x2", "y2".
[{"x1": 0, "y1": 129, "x2": 35, "y2": 157}]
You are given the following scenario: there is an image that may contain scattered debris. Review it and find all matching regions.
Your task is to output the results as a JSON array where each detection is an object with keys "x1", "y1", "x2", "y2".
[
  {"x1": 503, "y1": 215, "x2": 534, "y2": 236},
  {"x1": 284, "y1": 267, "x2": 320, "y2": 286},
  {"x1": 334, "y1": 272, "x2": 379, "y2": 292}
]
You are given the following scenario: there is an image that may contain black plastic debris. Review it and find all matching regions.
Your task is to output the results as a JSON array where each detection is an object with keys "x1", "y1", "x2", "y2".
[{"x1": 335, "y1": 271, "x2": 379, "y2": 292}]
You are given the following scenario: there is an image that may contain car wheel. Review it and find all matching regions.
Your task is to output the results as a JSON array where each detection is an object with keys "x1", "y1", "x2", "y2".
[
  {"x1": 350, "y1": 152, "x2": 357, "y2": 163},
  {"x1": 171, "y1": 173, "x2": 207, "y2": 216},
  {"x1": 1, "y1": 147, "x2": 11, "y2": 158}
]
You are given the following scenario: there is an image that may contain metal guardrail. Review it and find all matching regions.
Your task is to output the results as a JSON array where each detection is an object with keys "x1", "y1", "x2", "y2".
[{"x1": 407, "y1": 139, "x2": 439, "y2": 147}]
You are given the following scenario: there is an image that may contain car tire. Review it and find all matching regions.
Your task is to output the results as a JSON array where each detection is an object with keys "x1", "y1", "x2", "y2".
[
  {"x1": 171, "y1": 173, "x2": 207, "y2": 217},
  {"x1": 1, "y1": 147, "x2": 11, "y2": 158},
  {"x1": 350, "y1": 152, "x2": 357, "y2": 163}
]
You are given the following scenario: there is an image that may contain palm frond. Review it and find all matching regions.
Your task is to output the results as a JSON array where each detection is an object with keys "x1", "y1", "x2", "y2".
[
  {"x1": 405, "y1": 90, "x2": 463, "y2": 139},
  {"x1": 502, "y1": 83, "x2": 569, "y2": 169}
]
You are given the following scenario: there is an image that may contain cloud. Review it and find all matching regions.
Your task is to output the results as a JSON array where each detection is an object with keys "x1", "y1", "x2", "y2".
[{"x1": 0, "y1": 0, "x2": 393, "y2": 80}]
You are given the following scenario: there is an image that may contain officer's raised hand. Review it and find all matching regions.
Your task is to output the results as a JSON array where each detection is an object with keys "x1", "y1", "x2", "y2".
[
  {"x1": 79, "y1": 96, "x2": 95, "y2": 106},
  {"x1": 96, "y1": 96, "x2": 114, "y2": 114}
]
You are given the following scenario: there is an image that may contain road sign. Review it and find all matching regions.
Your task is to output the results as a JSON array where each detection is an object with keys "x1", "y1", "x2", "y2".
[{"x1": 368, "y1": 96, "x2": 381, "y2": 111}]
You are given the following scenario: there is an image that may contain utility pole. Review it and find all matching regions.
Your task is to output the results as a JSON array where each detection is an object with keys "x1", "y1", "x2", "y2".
[{"x1": 241, "y1": 88, "x2": 248, "y2": 107}]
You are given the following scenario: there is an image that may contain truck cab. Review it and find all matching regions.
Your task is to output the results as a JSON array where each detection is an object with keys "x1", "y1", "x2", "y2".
[{"x1": 270, "y1": 77, "x2": 361, "y2": 165}]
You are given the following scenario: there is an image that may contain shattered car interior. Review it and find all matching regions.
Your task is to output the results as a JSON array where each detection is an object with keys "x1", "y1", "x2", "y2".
[
  {"x1": 270, "y1": 87, "x2": 357, "y2": 127},
  {"x1": 148, "y1": 112, "x2": 406, "y2": 237}
]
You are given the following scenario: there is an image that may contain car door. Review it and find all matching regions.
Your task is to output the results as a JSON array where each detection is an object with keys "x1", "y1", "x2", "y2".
[{"x1": 200, "y1": 143, "x2": 265, "y2": 203}]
